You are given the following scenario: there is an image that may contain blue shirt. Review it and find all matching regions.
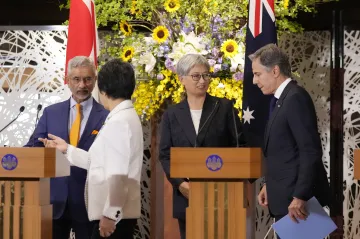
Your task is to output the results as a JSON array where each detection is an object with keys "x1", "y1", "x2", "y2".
[{"x1": 68, "y1": 96, "x2": 93, "y2": 138}]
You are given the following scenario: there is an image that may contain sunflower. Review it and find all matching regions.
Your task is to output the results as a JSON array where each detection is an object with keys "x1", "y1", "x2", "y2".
[
  {"x1": 221, "y1": 39, "x2": 239, "y2": 58},
  {"x1": 152, "y1": 26, "x2": 169, "y2": 44},
  {"x1": 120, "y1": 21, "x2": 132, "y2": 36},
  {"x1": 121, "y1": 46, "x2": 135, "y2": 62},
  {"x1": 164, "y1": 0, "x2": 180, "y2": 13}
]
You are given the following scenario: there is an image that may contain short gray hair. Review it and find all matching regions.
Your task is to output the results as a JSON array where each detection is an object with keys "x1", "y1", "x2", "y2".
[
  {"x1": 249, "y1": 44, "x2": 291, "y2": 77},
  {"x1": 176, "y1": 54, "x2": 210, "y2": 76},
  {"x1": 67, "y1": 56, "x2": 97, "y2": 76}
]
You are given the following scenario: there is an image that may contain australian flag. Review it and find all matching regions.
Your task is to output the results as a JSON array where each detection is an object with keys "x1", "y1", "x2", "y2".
[{"x1": 242, "y1": 0, "x2": 277, "y2": 147}]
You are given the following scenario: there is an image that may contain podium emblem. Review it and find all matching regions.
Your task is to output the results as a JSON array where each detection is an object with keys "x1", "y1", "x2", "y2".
[
  {"x1": 206, "y1": 154, "x2": 223, "y2": 171},
  {"x1": 1, "y1": 154, "x2": 18, "y2": 170}
]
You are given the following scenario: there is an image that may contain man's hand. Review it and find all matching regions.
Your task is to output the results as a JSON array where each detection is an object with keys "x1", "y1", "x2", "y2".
[
  {"x1": 288, "y1": 197, "x2": 308, "y2": 223},
  {"x1": 179, "y1": 182, "x2": 190, "y2": 199},
  {"x1": 257, "y1": 185, "x2": 268, "y2": 207},
  {"x1": 99, "y1": 216, "x2": 116, "y2": 238}
]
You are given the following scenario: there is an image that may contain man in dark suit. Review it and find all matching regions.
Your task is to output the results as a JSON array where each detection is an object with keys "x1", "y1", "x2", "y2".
[
  {"x1": 250, "y1": 44, "x2": 330, "y2": 224},
  {"x1": 25, "y1": 56, "x2": 109, "y2": 239}
]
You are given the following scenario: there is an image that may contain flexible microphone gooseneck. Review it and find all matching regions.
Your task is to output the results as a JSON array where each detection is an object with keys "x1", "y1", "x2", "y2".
[
  {"x1": 0, "y1": 106, "x2": 25, "y2": 134},
  {"x1": 31, "y1": 104, "x2": 43, "y2": 147},
  {"x1": 35, "y1": 104, "x2": 42, "y2": 127},
  {"x1": 194, "y1": 100, "x2": 219, "y2": 148},
  {"x1": 231, "y1": 102, "x2": 240, "y2": 148}
]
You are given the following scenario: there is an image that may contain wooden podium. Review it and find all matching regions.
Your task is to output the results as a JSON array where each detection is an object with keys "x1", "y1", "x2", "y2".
[
  {"x1": 0, "y1": 147, "x2": 70, "y2": 239},
  {"x1": 170, "y1": 147, "x2": 262, "y2": 239}
]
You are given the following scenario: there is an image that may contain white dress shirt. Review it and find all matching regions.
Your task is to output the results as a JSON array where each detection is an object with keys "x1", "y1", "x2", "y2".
[
  {"x1": 66, "y1": 100, "x2": 143, "y2": 223},
  {"x1": 190, "y1": 109, "x2": 202, "y2": 134},
  {"x1": 274, "y1": 78, "x2": 292, "y2": 99}
]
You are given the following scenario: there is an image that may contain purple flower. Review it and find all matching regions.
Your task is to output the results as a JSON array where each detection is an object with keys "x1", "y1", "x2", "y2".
[
  {"x1": 214, "y1": 64, "x2": 221, "y2": 73},
  {"x1": 221, "y1": 63, "x2": 229, "y2": 70},
  {"x1": 212, "y1": 25, "x2": 219, "y2": 32},
  {"x1": 208, "y1": 59, "x2": 216, "y2": 67},
  {"x1": 165, "y1": 58, "x2": 173, "y2": 69},
  {"x1": 233, "y1": 72, "x2": 244, "y2": 81},
  {"x1": 157, "y1": 74, "x2": 164, "y2": 80},
  {"x1": 214, "y1": 16, "x2": 222, "y2": 23},
  {"x1": 165, "y1": 58, "x2": 176, "y2": 72},
  {"x1": 163, "y1": 45, "x2": 170, "y2": 52},
  {"x1": 180, "y1": 16, "x2": 195, "y2": 34},
  {"x1": 183, "y1": 26, "x2": 194, "y2": 34},
  {"x1": 212, "y1": 48, "x2": 220, "y2": 57}
]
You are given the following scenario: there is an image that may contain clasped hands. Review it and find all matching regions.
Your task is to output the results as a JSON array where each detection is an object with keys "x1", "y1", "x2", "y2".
[{"x1": 257, "y1": 185, "x2": 308, "y2": 223}]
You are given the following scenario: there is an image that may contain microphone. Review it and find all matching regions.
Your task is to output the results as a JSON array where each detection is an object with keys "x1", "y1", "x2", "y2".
[
  {"x1": 231, "y1": 101, "x2": 240, "y2": 148},
  {"x1": 0, "y1": 106, "x2": 25, "y2": 133},
  {"x1": 35, "y1": 104, "x2": 42, "y2": 127},
  {"x1": 194, "y1": 100, "x2": 219, "y2": 147},
  {"x1": 31, "y1": 104, "x2": 43, "y2": 147}
]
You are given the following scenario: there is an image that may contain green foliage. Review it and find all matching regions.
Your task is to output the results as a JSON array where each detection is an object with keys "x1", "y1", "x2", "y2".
[{"x1": 61, "y1": 0, "x2": 337, "y2": 35}]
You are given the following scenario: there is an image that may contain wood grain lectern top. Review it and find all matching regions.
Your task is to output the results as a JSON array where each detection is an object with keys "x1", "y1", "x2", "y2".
[
  {"x1": 0, "y1": 147, "x2": 70, "y2": 239},
  {"x1": 170, "y1": 147, "x2": 262, "y2": 239}
]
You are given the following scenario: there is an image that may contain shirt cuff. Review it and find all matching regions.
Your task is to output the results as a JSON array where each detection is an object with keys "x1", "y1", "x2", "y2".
[
  {"x1": 66, "y1": 144, "x2": 75, "y2": 165},
  {"x1": 103, "y1": 207, "x2": 122, "y2": 223}
]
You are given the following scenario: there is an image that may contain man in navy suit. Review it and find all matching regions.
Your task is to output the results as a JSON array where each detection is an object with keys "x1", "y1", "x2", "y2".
[
  {"x1": 251, "y1": 44, "x2": 330, "y2": 227},
  {"x1": 25, "y1": 56, "x2": 109, "y2": 239}
]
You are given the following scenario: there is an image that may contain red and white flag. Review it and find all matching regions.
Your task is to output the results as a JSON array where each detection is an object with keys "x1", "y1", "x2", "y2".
[{"x1": 65, "y1": 0, "x2": 99, "y2": 99}]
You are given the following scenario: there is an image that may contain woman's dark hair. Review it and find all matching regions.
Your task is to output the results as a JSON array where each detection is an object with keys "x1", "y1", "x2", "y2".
[{"x1": 98, "y1": 59, "x2": 135, "y2": 100}]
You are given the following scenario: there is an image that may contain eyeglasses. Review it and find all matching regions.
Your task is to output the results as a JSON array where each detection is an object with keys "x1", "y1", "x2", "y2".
[
  {"x1": 188, "y1": 73, "x2": 212, "y2": 81},
  {"x1": 69, "y1": 77, "x2": 95, "y2": 85}
]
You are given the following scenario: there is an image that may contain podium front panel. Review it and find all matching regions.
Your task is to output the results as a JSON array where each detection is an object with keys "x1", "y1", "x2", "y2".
[
  {"x1": 0, "y1": 179, "x2": 52, "y2": 239},
  {"x1": 171, "y1": 147, "x2": 262, "y2": 179}
]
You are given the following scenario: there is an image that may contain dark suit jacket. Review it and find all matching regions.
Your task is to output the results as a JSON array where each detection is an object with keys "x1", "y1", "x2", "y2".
[
  {"x1": 159, "y1": 94, "x2": 246, "y2": 220},
  {"x1": 25, "y1": 98, "x2": 109, "y2": 222},
  {"x1": 264, "y1": 81, "x2": 330, "y2": 217}
]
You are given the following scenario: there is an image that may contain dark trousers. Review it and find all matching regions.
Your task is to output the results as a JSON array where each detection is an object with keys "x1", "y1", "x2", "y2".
[
  {"x1": 91, "y1": 219, "x2": 137, "y2": 239},
  {"x1": 178, "y1": 219, "x2": 186, "y2": 239},
  {"x1": 53, "y1": 202, "x2": 94, "y2": 239}
]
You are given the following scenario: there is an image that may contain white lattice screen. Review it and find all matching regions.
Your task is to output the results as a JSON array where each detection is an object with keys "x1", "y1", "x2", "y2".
[{"x1": 343, "y1": 30, "x2": 360, "y2": 239}]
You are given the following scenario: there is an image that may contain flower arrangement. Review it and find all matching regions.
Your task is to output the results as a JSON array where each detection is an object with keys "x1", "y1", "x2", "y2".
[{"x1": 60, "y1": 0, "x2": 336, "y2": 121}]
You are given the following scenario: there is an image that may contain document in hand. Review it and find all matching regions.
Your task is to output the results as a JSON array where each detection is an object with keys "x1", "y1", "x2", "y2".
[{"x1": 272, "y1": 197, "x2": 337, "y2": 239}]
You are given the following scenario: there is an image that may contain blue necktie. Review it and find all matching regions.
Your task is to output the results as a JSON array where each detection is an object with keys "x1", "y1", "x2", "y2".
[{"x1": 269, "y1": 96, "x2": 278, "y2": 116}]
